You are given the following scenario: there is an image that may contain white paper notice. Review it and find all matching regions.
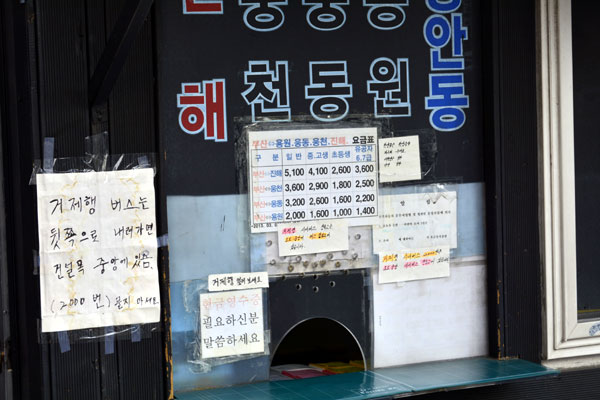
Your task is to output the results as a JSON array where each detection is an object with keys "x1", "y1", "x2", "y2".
[
  {"x1": 378, "y1": 247, "x2": 450, "y2": 283},
  {"x1": 200, "y1": 289, "x2": 265, "y2": 359},
  {"x1": 277, "y1": 219, "x2": 349, "y2": 256},
  {"x1": 36, "y1": 169, "x2": 160, "y2": 332},
  {"x1": 248, "y1": 128, "x2": 379, "y2": 233},
  {"x1": 373, "y1": 191, "x2": 457, "y2": 253},
  {"x1": 378, "y1": 136, "x2": 421, "y2": 182},
  {"x1": 208, "y1": 272, "x2": 269, "y2": 292}
]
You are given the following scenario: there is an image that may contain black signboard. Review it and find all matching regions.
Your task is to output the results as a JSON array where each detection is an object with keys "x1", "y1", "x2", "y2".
[{"x1": 157, "y1": 0, "x2": 483, "y2": 196}]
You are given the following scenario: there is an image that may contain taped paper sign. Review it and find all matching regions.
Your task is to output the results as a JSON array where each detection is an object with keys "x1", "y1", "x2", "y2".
[
  {"x1": 248, "y1": 128, "x2": 379, "y2": 233},
  {"x1": 278, "y1": 219, "x2": 349, "y2": 257},
  {"x1": 208, "y1": 272, "x2": 269, "y2": 292},
  {"x1": 379, "y1": 246, "x2": 450, "y2": 283},
  {"x1": 200, "y1": 289, "x2": 265, "y2": 359},
  {"x1": 378, "y1": 136, "x2": 421, "y2": 182},
  {"x1": 373, "y1": 191, "x2": 457, "y2": 253},
  {"x1": 36, "y1": 169, "x2": 160, "y2": 332}
]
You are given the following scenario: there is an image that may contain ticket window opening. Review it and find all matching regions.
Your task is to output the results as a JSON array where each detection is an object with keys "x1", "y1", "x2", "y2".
[{"x1": 270, "y1": 318, "x2": 365, "y2": 380}]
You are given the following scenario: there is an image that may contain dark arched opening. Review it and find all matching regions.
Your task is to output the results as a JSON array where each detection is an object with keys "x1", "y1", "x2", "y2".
[{"x1": 270, "y1": 317, "x2": 365, "y2": 379}]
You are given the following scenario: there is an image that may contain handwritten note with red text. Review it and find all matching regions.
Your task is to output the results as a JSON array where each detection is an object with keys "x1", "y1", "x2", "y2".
[
  {"x1": 277, "y1": 219, "x2": 349, "y2": 256},
  {"x1": 378, "y1": 246, "x2": 450, "y2": 283}
]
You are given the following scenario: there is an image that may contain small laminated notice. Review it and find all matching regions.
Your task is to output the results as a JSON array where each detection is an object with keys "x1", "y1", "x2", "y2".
[
  {"x1": 373, "y1": 191, "x2": 457, "y2": 253},
  {"x1": 277, "y1": 219, "x2": 349, "y2": 257},
  {"x1": 378, "y1": 136, "x2": 421, "y2": 182},
  {"x1": 200, "y1": 289, "x2": 265, "y2": 359},
  {"x1": 36, "y1": 169, "x2": 160, "y2": 332},
  {"x1": 208, "y1": 272, "x2": 269, "y2": 292},
  {"x1": 248, "y1": 128, "x2": 379, "y2": 233},
  {"x1": 378, "y1": 246, "x2": 450, "y2": 283}
]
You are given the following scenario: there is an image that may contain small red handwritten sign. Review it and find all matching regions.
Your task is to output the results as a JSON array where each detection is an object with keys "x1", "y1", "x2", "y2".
[
  {"x1": 379, "y1": 246, "x2": 450, "y2": 283},
  {"x1": 278, "y1": 219, "x2": 349, "y2": 257}
]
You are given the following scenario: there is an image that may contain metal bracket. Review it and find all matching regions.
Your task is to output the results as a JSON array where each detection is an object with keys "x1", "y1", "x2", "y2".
[{"x1": 88, "y1": 0, "x2": 154, "y2": 108}]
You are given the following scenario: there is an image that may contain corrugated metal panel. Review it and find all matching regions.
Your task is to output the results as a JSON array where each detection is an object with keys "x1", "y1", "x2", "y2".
[
  {"x1": 106, "y1": 0, "x2": 156, "y2": 155},
  {"x1": 496, "y1": 0, "x2": 542, "y2": 362},
  {"x1": 35, "y1": 0, "x2": 89, "y2": 157},
  {"x1": 118, "y1": 332, "x2": 164, "y2": 400},
  {"x1": 49, "y1": 342, "x2": 101, "y2": 400},
  {"x1": 33, "y1": 0, "x2": 166, "y2": 398}
]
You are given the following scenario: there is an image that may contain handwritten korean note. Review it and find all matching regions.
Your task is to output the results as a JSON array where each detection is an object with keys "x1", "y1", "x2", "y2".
[
  {"x1": 200, "y1": 289, "x2": 265, "y2": 359},
  {"x1": 378, "y1": 246, "x2": 450, "y2": 283},
  {"x1": 378, "y1": 136, "x2": 421, "y2": 182},
  {"x1": 36, "y1": 169, "x2": 160, "y2": 332},
  {"x1": 208, "y1": 272, "x2": 269, "y2": 292},
  {"x1": 278, "y1": 219, "x2": 349, "y2": 256},
  {"x1": 373, "y1": 191, "x2": 457, "y2": 253}
]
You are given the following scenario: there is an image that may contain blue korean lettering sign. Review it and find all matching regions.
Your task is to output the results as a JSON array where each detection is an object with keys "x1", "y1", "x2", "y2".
[{"x1": 159, "y1": 0, "x2": 483, "y2": 196}]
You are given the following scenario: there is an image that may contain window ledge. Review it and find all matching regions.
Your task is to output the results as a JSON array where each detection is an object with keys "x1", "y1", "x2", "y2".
[
  {"x1": 543, "y1": 355, "x2": 600, "y2": 371},
  {"x1": 175, "y1": 357, "x2": 558, "y2": 399}
]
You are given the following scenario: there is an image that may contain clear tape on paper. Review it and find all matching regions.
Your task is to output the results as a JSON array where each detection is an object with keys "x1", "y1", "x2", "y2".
[
  {"x1": 43, "y1": 137, "x2": 55, "y2": 173},
  {"x1": 34, "y1": 132, "x2": 162, "y2": 345},
  {"x1": 39, "y1": 323, "x2": 160, "y2": 347},
  {"x1": 30, "y1": 133, "x2": 158, "y2": 185}
]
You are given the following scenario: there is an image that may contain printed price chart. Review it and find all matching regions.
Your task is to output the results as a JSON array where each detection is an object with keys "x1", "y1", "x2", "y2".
[{"x1": 249, "y1": 128, "x2": 379, "y2": 232}]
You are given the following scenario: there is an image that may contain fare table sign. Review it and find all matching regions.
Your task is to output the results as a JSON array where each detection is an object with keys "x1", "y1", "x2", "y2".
[
  {"x1": 36, "y1": 169, "x2": 160, "y2": 332},
  {"x1": 249, "y1": 128, "x2": 379, "y2": 233}
]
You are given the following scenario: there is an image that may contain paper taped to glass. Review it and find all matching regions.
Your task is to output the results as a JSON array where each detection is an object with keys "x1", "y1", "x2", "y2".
[{"x1": 36, "y1": 169, "x2": 160, "y2": 332}]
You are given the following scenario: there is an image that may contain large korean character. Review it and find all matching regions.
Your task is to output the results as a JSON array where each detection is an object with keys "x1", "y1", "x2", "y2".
[
  {"x1": 65, "y1": 261, "x2": 74, "y2": 279},
  {"x1": 226, "y1": 335, "x2": 237, "y2": 345},
  {"x1": 226, "y1": 314, "x2": 236, "y2": 326},
  {"x1": 92, "y1": 293, "x2": 104, "y2": 309},
  {"x1": 177, "y1": 81, "x2": 227, "y2": 142},
  {"x1": 424, "y1": 13, "x2": 467, "y2": 71},
  {"x1": 49, "y1": 198, "x2": 63, "y2": 215},
  {"x1": 426, "y1": 0, "x2": 461, "y2": 13},
  {"x1": 177, "y1": 83, "x2": 205, "y2": 134},
  {"x1": 425, "y1": 73, "x2": 469, "y2": 131},
  {"x1": 248, "y1": 312, "x2": 260, "y2": 324},
  {"x1": 250, "y1": 333, "x2": 261, "y2": 343},
  {"x1": 367, "y1": 57, "x2": 411, "y2": 117},
  {"x1": 238, "y1": 333, "x2": 249, "y2": 345},
  {"x1": 203, "y1": 336, "x2": 214, "y2": 349},
  {"x1": 49, "y1": 228, "x2": 61, "y2": 250},
  {"x1": 183, "y1": 0, "x2": 223, "y2": 14},
  {"x1": 363, "y1": 0, "x2": 409, "y2": 30},
  {"x1": 94, "y1": 257, "x2": 108, "y2": 274},
  {"x1": 302, "y1": 0, "x2": 348, "y2": 31},
  {"x1": 84, "y1": 195, "x2": 97, "y2": 214},
  {"x1": 305, "y1": 61, "x2": 353, "y2": 122},
  {"x1": 214, "y1": 335, "x2": 226, "y2": 348},
  {"x1": 239, "y1": 1, "x2": 287, "y2": 32},
  {"x1": 242, "y1": 61, "x2": 291, "y2": 122},
  {"x1": 53, "y1": 264, "x2": 64, "y2": 280}
]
